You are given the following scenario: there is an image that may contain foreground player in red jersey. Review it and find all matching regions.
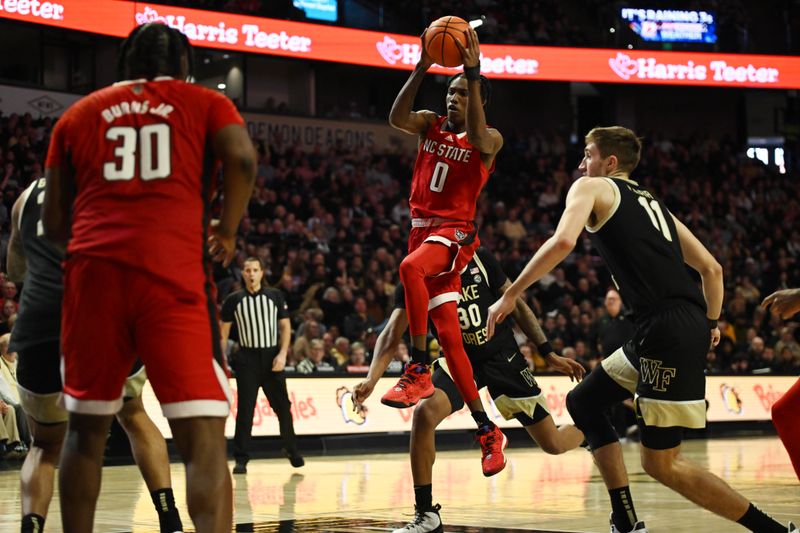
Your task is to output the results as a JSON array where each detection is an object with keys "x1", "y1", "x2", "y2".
[
  {"x1": 384, "y1": 26, "x2": 507, "y2": 476},
  {"x1": 42, "y1": 23, "x2": 256, "y2": 532},
  {"x1": 762, "y1": 288, "x2": 800, "y2": 482}
]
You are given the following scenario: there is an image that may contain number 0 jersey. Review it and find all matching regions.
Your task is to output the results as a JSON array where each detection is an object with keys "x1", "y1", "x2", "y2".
[
  {"x1": 409, "y1": 116, "x2": 494, "y2": 221},
  {"x1": 586, "y1": 177, "x2": 706, "y2": 319},
  {"x1": 45, "y1": 77, "x2": 244, "y2": 289}
]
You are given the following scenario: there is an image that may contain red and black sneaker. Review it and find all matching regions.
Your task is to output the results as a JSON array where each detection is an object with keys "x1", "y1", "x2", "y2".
[
  {"x1": 476, "y1": 423, "x2": 508, "y2": 477},
  {"x1": 381, "y1": 363, "x2": 435, "y2": 408}
]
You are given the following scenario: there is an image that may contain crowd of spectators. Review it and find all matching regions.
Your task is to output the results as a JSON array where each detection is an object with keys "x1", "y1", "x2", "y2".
[{"x1": 0, "y1": 110, "x2": 798, "y2": 380}]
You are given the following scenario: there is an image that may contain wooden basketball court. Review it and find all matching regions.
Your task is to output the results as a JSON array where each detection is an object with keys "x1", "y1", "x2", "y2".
[{"x1": 0, "y1": 436, "x2": 796, "y2": 532}]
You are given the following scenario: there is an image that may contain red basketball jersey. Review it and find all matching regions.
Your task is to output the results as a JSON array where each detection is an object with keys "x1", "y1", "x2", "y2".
[
  {"x1": 45, "y1": 77, "x2": 244, "y2": 289},
  {"x1": 409, "y1": 116, "x2": 494, "y2": 221}
]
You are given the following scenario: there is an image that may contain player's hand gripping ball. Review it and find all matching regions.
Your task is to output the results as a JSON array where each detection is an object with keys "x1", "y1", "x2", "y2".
[{"x1": 423, "y1": 16, "x2": 470, "y2": 67}]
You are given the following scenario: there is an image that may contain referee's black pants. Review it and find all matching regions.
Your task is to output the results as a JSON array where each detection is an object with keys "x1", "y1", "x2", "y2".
[{"x1": 233, "y1": 347, "x2": 297, "y2": 463}]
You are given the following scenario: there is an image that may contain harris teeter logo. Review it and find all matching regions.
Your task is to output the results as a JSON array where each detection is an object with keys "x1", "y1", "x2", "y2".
[
  {"x1": 376, "y1": 36, "x2": 539, "y2": 75},
  {"x1": 608, "y1": 52, "x2": 780, "y2": 84}
]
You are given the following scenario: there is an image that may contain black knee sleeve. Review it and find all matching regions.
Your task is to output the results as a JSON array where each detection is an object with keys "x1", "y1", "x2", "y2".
[{"x1": 566, "y1": 367, "x2": 630, "y2": 450}]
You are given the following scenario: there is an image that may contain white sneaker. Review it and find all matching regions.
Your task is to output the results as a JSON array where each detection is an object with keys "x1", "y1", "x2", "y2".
[
  {"x1": 392, "y1": 504, "x2": 443, "y2": 533},
  {"x1": 610, "y1": 512, "x2": 648, "y2": 533},
  {"x1": 788, "y1": 521, "x2": 798, "y2": 533}
]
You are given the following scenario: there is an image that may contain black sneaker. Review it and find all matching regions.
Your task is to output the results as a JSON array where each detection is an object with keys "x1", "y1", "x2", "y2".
[
  {"x1": 285, "y1": 450, "x2": 305, "y2": 468},
  {"x1": 391, "y1": 504, "x2": 443, "y2": 533},
  {"x1": 232, "y1": 461, "x2": 247, "y2": 474}
]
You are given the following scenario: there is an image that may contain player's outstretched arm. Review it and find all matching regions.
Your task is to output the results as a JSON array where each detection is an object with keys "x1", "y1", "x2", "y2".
[
  {"x1": 487, "y1": 178, "x2": 600, "y2": 338},
  {"x1": 762, "y1": 288, "x2": 800, "y2": 320},
  {"x1": 6, "y1": 192, "x2": 28, "y2": 283},
  {"x1": 353, "y1": 308, "x2": 409, "y2": 406},
  {"x1": 671, "y1": 213, "x2": 723, "y2": 347},
  {"x1": 388, "y1": 31, "x2": 437, "y2": 135},
  {"x1": 455, "y1": 27, "x2": 502, "y2": 156},
  {"x1": 210, "y1": 124, "x2": 257, "y2": 266}
]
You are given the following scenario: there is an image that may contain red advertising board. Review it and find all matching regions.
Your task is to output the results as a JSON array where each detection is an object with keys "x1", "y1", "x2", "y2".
[{"x1": 2, "y1": 0, "x2": 800, "y2": 88}]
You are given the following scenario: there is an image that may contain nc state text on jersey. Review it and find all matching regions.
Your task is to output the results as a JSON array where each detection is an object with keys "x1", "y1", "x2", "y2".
[
  {"x1": 101, "y1": 100, "x2": 175, "y2": 123},
  {"x1": 422, "y1": 138, "x2": 472, "y2": 163}
]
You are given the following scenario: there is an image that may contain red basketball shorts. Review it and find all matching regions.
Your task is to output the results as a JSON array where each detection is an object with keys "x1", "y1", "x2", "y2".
[
  {"x1": 408, "y1": 220, "x2": 480, "y2": 309},
  {"x1": 60, "y1": 254, "x2": 232, "y2": 418}
]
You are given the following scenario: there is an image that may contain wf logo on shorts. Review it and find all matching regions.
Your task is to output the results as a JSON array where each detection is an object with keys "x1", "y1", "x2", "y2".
[{"x1": 639, "y1": 357, "x2": 677, "y2": 392}]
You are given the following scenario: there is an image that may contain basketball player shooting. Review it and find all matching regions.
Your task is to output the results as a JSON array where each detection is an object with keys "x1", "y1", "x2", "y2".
[{"x1": 382, "y1": 24, "x2": 508, "y2": 476}]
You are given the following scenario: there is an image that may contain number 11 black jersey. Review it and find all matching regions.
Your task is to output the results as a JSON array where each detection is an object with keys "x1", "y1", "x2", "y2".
[{"x1": 586, "y1": 177, "x2": 706, "y2": 320}]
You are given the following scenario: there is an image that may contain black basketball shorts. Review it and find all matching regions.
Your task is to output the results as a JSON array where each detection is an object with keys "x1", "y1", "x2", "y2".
[
  {"x1": 602, "y1": 302, "x2": 709, "y2": 435},
  {"x1": 432, "y1": 348, "x2": 550, "y2": 426},
  {"x1": 17, "y1": 341, "x2": 148, "y2": 425}
]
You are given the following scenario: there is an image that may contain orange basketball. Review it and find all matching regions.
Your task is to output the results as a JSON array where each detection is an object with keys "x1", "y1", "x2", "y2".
[{"x1": 424, "y1": 16, "x2": 469, "y2": 68}]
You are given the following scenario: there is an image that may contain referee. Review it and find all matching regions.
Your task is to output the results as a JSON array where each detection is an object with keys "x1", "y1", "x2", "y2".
[{"x1": 221, "y1": 257, "x2": 303, "y2": 474}]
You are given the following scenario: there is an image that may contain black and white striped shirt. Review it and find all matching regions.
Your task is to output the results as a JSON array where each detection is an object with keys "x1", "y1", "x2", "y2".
[{"x1": 221, "y1": 287, "x2": 289, "y2": 349}]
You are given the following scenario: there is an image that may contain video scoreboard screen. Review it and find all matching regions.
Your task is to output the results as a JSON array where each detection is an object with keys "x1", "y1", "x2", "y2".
[
  {"x1": 621, "y1": 8, "x2": 716, "y2": 44},
  {"x1": 294, "y1": 0, "x2": 337, "y2": 22}
]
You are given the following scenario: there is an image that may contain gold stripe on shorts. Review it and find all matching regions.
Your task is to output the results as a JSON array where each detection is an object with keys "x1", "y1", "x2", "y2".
[
  {"x1": 635, "y1": 397, "x2": 707, "y2": 429},
  {"x1": 600, "y1": 347, "x2": 638, "y2": 394}
]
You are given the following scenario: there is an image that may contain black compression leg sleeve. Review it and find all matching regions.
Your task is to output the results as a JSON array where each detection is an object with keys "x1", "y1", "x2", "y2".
[{"x1": 566, "y1": 365, "x2": 633, "y2": 450}]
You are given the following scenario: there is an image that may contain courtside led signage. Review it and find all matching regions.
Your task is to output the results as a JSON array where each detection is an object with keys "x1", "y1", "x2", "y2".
[{"x1": 1, "y1": 0, "x2": 798, "y2": 89}]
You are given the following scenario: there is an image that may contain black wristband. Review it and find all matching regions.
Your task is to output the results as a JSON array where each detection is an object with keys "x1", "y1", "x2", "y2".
[
  {"x1": 537, "y1": 341, "x2": 553, "y2": 356},
  {"x1": 708, "y1": 318, "x2": 718, "y2": 329},
  {"x1": 464, "y1": 64, "x2": 480, "y2": 81}
]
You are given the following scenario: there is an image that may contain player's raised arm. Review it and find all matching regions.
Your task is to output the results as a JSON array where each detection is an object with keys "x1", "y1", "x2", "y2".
[
  {"x1": 353, "y1": 308, "x2": 409, "y2": 406},
  {"x1": 388, "y1": 31, "x2": 438, "y2": 136},
  {"x1": 209, "y1": 124, "x2": 257, "y2": 266},
  {"x1": 455, "y1": 27, "x2": 502, "y2": 156},
  {"x1": 487, "y1": 177, "x2": 602, "y2": 337},
  {"x1": 6, "y1": 191, "x2": 28, "y2": 282},
  {"x1": 671, "y1": 213, "x2": 724, "y2": 347}
]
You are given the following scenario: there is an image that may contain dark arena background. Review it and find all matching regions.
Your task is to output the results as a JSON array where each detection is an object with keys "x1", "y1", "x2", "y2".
[{"x1": 0, "y1": 0, "x2": 798, "y2": 531}]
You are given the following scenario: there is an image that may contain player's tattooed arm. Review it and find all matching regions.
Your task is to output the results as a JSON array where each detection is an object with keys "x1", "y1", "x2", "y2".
[
  {"x1": 502, "y1": 280, "x2": 585, "y2": 381},
  {"x1": 502, "y1": 279, "x2": 548, "y2": 347},
  {"x1": 6, "y1": 193, "x2": 27, "y2": 283}
]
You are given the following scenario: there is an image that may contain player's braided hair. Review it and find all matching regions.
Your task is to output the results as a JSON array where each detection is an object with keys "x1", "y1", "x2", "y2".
[
  {"x1": 447, "y1": 73, "x2": 492, "y2": 107},
  {"x1": 117, "y1": 23, "x2": 194, "y2": 81}
]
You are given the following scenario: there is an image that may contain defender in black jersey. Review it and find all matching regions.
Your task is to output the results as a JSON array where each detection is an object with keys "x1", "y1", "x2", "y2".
[
  {"x1": 488, "y1": 127, "x2": 796, "y2": 533},
  {"x1": 353, "y1": 247, "x2": 585, "y2": 533},
  {"x1": 6, "y1": 178, "x2": 183, "y2": 533}
]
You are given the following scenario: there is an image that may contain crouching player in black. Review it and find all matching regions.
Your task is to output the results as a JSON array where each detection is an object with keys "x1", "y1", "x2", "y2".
[{"x1": 354, "y1": 247, "x2": 585, "y2": 533}]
